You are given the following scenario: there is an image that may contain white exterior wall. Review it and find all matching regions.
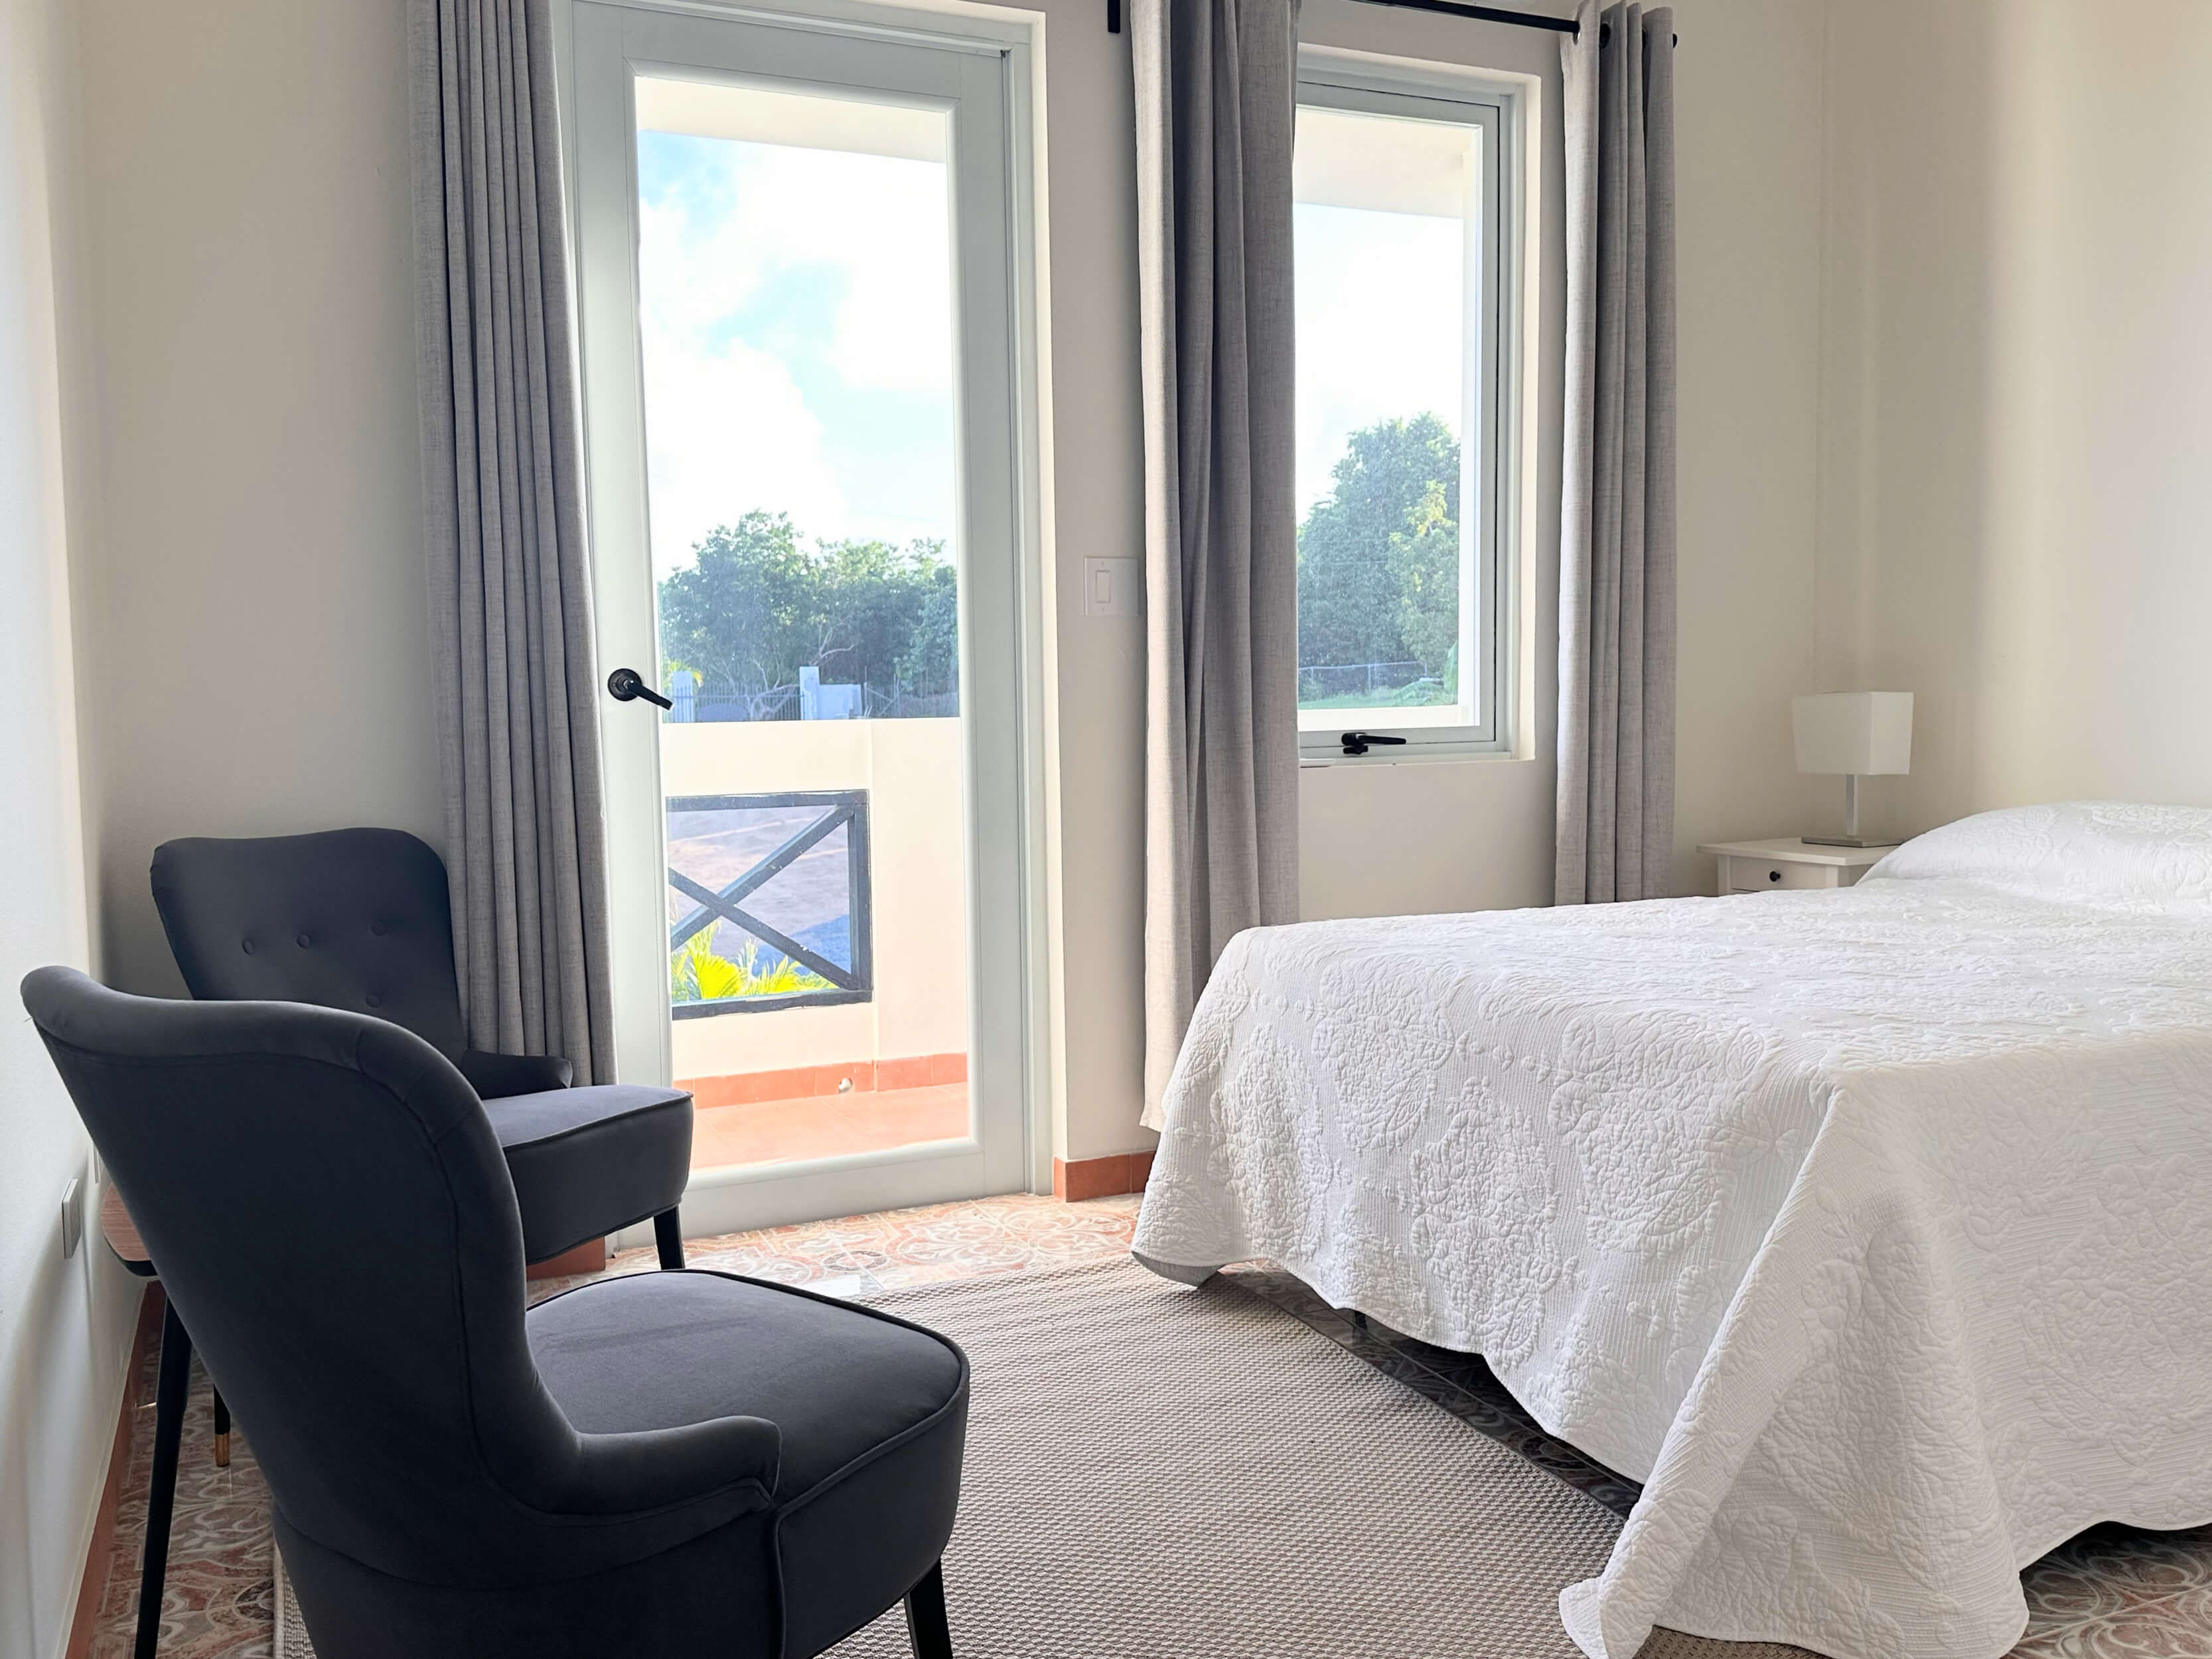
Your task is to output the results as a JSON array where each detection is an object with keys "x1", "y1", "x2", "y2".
[{"x1": 664, "y1": 718, "x2": 971, "y2": 1078}]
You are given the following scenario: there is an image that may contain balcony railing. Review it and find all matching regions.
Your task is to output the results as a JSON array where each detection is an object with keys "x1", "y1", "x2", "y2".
[{"x1": 667, "y1": 789, "x2": 873, "y2": 1018}]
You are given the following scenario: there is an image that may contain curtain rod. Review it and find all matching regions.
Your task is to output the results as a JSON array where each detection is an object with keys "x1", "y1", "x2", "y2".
[
  {"x1": 1337, "y1": 0, "x2": 1578, "y2": 30},
  {"x1": 1104, "y1": 1, "x2": 1674, "y2": 46},
  {"x1": 1106, "y1": 0, "x2": 1577, "y2": 34}
]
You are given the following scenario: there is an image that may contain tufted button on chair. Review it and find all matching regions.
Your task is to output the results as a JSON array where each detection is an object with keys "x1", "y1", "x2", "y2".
[
  {"x1": 25, "y1": 969, "x2": 966, "y2": 1659},
  {"x1": 151, "y1": 828, "x2": 692, "y2": 1270}
]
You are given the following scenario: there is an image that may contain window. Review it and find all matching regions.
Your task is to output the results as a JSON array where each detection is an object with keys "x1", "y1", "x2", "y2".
[{"x1": 1293, "y1": 62, "x2": 1518, "y2": 754}]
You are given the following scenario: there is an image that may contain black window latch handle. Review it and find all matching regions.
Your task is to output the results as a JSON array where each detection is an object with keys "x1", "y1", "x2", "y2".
[
  {"x1": 1340, "y1": 731, "x2": 1408, "y2": 756},
  {"x1": 607, "y1": 667, "x2": 673, "y2": 710}
]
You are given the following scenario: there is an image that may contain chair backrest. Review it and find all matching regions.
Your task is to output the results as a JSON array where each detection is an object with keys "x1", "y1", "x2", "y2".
[
  {"x1": 151, "y1": 829, "x2": 466, "y2": 1058},
  {"x1": 21, "y1": 969, "x2": 614, "y2": 1585}
]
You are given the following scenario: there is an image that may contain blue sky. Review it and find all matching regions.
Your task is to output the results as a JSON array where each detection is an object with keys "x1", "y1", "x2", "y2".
[
  {"x1": 635, "y1": 129, "x2": 956, "y2": 578},
  {"x1": 632, "y1": 117, "x2": 1465, "y2": 580}
]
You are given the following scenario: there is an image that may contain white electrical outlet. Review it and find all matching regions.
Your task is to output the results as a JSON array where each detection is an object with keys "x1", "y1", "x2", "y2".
[
  {"x1": 60, "y1": 1175, "x2": 84, "y2": 1259},
  {"x1": 1081, "y1": 557, "x2": 1140, "y2": 618}
]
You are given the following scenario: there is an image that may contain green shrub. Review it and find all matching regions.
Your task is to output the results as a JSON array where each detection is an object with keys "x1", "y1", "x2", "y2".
[{"x1": 670, "y1": 931, "x2": 834, "y2": 1004}]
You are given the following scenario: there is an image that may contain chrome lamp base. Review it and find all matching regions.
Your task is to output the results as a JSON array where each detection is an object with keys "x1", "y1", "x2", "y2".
[{"x1": 1803, "y1": 773, "x2": 1895, "y2": 850}]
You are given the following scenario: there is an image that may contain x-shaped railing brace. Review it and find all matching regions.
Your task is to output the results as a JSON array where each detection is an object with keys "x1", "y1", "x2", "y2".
[{"x1": 668, "y1": 805, "x2": 861, "y2": 991}]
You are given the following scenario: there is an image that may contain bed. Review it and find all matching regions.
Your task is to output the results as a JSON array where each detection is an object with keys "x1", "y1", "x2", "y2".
[{"x1": 1131, "y1": 801, "x2": 2212, "y2": 1659}]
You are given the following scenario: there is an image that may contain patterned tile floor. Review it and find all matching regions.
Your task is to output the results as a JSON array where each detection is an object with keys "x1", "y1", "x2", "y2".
[{"x1": 92, "y1": 1192, "x2": 2212, "y2": 1659}]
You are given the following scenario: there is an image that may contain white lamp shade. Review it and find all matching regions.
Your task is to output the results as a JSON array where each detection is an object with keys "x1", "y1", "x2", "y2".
[{"x1": 1793, "y1": 691, "x2": 1913, "y2": 776}]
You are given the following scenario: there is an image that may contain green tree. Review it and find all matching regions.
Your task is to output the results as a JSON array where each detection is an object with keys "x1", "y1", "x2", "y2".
[
  {"x1": 896, "y1": 564, "x2": 960, "y2": 698},
  {"x1": 656, "y1": 510, "x2": 957, "y2": 710},
  {"x1": 813, "y1": 535, "x2": 948, "y2": 692},
  {"x1": 658, "y1": 511, "x2": 822, "y2": 695},
  {"x1": 1296, "y1": 414, "x2": 1461, "y2": 696},
  {"x1": 1387, "y1": 479, "x2": 1460, "y2": 688}
]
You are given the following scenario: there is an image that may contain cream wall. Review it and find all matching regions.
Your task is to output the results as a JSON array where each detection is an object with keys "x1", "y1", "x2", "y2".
[
  {"x1": 60, "y1": 0, "x2": 1832, "y2": 1174},
  {"x1": 1815, "y1": 0, "x2": 2212, "y2": 843},
  {"x1": 72, "y1": 0, "x2": 443, "y2": 997},
  {"x1": 1662, "y1": 0, "x2": 1826, "y2": 880},
  {"x1": 0, "y1": 2, "x2": 140, "y2": 1656}
]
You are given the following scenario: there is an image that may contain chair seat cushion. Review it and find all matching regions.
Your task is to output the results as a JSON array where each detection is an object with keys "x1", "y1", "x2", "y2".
[
  {"x1": 484, "y1": 1085, "x2": 692, "y2": 1263},
  {"x1": 528, "y1": 1271, "x2": 968, "y2": 1658},
  {"x1": 527, "y1": 1271, "x2": 964, "y2": 1500}
]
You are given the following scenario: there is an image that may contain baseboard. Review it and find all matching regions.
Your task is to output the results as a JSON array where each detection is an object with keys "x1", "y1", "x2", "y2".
[
  {"x1": 66, "y1": 1282, "x2": 161, "y2": 1659},
  {"x1": 1051, "y1": 1150, "x2": 1155, "y2": 1202},
  {"x1": 680, "y1": 1052, "x2": 967, "y2": 1110}
]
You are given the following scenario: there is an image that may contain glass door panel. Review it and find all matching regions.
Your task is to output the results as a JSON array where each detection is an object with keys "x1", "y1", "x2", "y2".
[
  {"x1": 638, "y1": 73, "x2": 969, "y2": 1176},
  {"x1": 573, "y1": 3, "x2": 1030, "y2": 1234}
]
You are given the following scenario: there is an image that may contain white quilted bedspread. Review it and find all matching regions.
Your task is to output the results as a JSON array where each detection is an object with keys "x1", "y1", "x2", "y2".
[{"x1": 1131, "y1": 803, "x2": 2212, "y2": 1659}]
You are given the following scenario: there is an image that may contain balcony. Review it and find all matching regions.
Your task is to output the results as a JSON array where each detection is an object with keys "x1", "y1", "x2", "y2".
[{"x1": 661, "y1": 714, "x2": 970, "y2": 1174}]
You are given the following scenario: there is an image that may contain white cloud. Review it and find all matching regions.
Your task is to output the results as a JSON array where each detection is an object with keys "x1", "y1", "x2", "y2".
[
  {"x1": 634, "y1": 139, "x2": 956, "y2": 573},
  {"x1": 665, "y1": 144, "x2": 952, "y2": 395},
  {"x1": 1294, "y1": 203, "x2": 1465, "y2": 513},
  {"x1": 638, "y1": 322, "x2": 845, "y2": 578}
]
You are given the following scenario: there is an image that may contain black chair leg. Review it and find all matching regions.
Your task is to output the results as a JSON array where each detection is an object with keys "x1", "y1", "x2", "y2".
[
  {"x1": 212, "y1": 1386, "x2": 231, "y2": 1468},
  {"x1": 904, "y1": 1561, "x2": 952, "y2": 1659},
  {"x1": 136, "y1": 1301, "x2": 192, "y2": 1659},
  {"x1": 653, "y1": 1208, "x2": 686, "y2": 1271}
]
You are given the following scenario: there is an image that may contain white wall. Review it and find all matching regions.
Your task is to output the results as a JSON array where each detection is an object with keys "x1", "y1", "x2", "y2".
[
  {"x1": 72, "y1": 0, "x2": 443, "y2": 998},
  {"x1": 0, "y1": 2, "x2": 139, "y2": 1656},
  {"x1": 1664, "y1": 0, "x2": 1826, "y2": 876},
  {"x1": 1815, "y1": 0, "x2": 2212, "y2": 842},
  {"x1": 60, "y1": 0, "x2": 1832, "y2": 1173},
  {"x1": 1297, "y1": 0, "x2": 1827, "y2": 938}
]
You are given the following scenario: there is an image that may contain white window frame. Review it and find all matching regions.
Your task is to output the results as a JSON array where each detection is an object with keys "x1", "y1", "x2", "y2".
[{"x1": 1293, "y1": 50, "x2": 1528, "y2": 761}]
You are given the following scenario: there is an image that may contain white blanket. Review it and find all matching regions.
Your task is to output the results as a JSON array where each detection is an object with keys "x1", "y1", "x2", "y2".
[{"x1": 1132, "y1": 803, "x2": 2212, "y2": 1659}]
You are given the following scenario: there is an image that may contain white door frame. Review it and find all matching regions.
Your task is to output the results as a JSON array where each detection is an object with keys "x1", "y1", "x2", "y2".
[{"x1": 565, "y1": 0, "x2": 1054, "y2": 1237}]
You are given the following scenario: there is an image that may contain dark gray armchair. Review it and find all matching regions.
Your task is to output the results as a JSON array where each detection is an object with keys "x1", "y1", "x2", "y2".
[
  {"x1": 150, "y1": 828, "x2": 691, "y2": 1269},
  {"x1": 25, "y1": 968, "x2": 967, "y2": 1659}
]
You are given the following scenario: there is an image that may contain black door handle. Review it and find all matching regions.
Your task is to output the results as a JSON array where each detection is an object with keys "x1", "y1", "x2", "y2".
[{"x1": 607, "y1": 667, "x2": 673, "y2": 710}]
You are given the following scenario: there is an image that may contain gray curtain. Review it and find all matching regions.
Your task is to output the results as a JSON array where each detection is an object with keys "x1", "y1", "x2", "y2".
[
  {"x1": 1556, "y1": 1, "x2": 1678, "y2": 905},
  {"x1": 410, "y1": 0, "x2": 615, "y2": 1081},
  {"x1": 1133, "y1": 0, "x2": 1301, "y2": 1129}
]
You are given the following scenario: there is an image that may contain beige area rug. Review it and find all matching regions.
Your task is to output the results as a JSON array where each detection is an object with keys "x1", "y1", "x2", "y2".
[{"x1": 277, "y1": 1259, "x2": 1806, "y2": 1659}]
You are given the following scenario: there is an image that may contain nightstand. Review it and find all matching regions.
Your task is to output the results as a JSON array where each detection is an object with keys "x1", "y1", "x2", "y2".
[{"x1": 1696, "y1": 838, "x2": 1891, "y2": 897}]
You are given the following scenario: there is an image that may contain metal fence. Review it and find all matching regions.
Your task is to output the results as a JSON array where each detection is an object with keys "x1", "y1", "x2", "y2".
[
  {"x1": 1295, "y1": 661, "x2": 1436, "y2": 703},
  {"x1": 666, "y1": 673, "x2": 958, "y2": 723},
  {"x1": 670, "y1": 663, "x2": 1442, "y2": 718}
]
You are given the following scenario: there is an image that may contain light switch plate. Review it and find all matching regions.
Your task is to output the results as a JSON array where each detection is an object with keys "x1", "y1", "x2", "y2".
[
  {"x1": 1081, "y1": 557, "x2": 1140, "y2": 618},
  {"x1": 60, "y1": 1175, "x2": 83, "y2": 1259}
]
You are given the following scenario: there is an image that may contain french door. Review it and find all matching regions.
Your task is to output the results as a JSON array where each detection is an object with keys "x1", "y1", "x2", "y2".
[{"x1": 571, "y1": 0, "x2": 1035, "y2": 1235}]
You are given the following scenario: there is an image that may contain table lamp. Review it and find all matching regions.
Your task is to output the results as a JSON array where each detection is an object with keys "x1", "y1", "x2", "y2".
[{"x1": 1793, "y1": 691, "x2": 1913, "y2": 848}]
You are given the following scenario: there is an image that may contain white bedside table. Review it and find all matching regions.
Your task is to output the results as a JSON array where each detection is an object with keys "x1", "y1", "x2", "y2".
[{"x1": 1696, "y1": 838, "x2": 1891, "y2": 897}]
